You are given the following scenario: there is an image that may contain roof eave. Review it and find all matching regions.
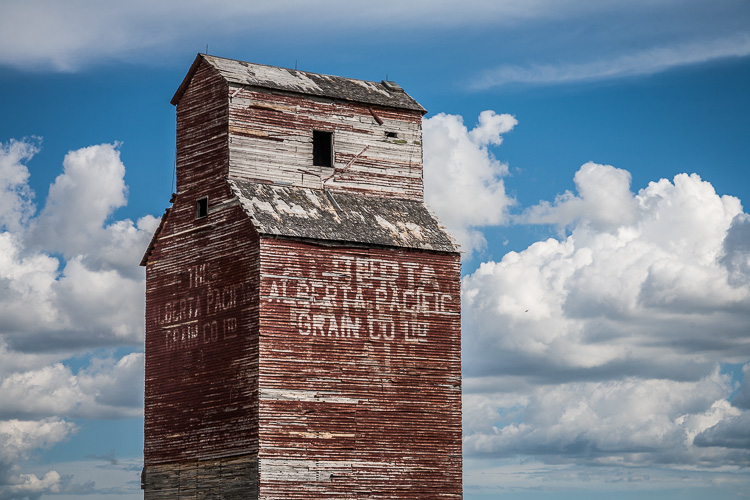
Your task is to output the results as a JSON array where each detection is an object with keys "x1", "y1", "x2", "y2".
[
  {"x1": 171, "y1": 53, "x2": 206, "y2": 106},
  {"x1": 140, "y1": 207, "x2": 171, "y2": 266}
]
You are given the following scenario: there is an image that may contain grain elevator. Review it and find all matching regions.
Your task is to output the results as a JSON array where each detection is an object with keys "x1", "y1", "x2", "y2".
[{"x1": 141, "y1": 54, "x2": 462, "y2": 499}]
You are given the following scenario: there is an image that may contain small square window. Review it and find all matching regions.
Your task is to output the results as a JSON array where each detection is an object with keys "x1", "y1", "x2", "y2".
[
  {"x1": 196, "y1": 197, "x2": 208, "y2": 218},
  {"x1": 313, "y1": 130, "x2": 333, "y2": 168}
]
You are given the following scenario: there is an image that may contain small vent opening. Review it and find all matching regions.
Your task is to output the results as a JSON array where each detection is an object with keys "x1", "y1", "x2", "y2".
[
  {"x1": 385, "y1": 131, "x2": 398, "y2": 139},
  {"x1": 196, "y1": 197, "x2": 208, "y2": 219},
  {"x1": 313, "y1": 130, "x2": 333, "y2": 168}
]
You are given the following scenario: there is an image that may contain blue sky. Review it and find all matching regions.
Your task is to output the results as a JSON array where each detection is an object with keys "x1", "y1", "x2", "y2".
[{"x1": 0, "y1": 1, "x2": 749, "y2": 498}]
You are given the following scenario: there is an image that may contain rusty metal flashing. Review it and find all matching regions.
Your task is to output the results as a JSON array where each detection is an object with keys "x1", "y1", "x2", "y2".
[
  {"x1": 172, "y1": 54, "x2": 426, "y2": 114},
  {"x1": 228, "y1": 179, "x2": 458, "y2": 253},
  {"x1": 368, "y1": 107, "x2": 384, "y2": 125}
]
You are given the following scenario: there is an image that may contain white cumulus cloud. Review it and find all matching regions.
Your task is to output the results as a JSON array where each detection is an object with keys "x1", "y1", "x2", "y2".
[
  {"x1": 520, "y1": 162, "x2": 639, "y2": 231},
  {"x1": 0, "y1": 141, "x2": 158, "y2": 351},
  {"x1": 423, "y1": 111, "x2": 517, "y2": 257},
  {"x1": 29, "y1": 143, "x2": 158, "y2": 278},
  {"x1": 31, "y1": 143, "x2": 128, "y2": 250},
  {"x1": 0, "y1": 139, "x2": 38, "y2": 233},
  {"x1": 462, "y1": 162, "x2": 750, "y2": 468},
  {"x1": 0, "y1": 138, "x2": 155, "y2": 495},
  {"x1": 464, "y1": 370, "x2": 742, "y2": 463},
  {"x1": 0, "y1": 418, "x2": 75, "y2": 499},
  {"x1": 0, "y1": 353, "x2": 143, "y2": 420}
]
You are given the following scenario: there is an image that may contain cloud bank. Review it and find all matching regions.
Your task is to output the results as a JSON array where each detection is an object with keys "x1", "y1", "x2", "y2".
[
  {"x1": 0, "y1": 0, "x2": 625, "y2": 70},
  {"x1": 0, "y1": 139, "x2": 155, "y2": 497},
  {"x1": 1, "y1": 0, "x2": 747, "y2": 84},
  {"x1": 462, "y1": 159, "x2": 750, "y2": 474},
  {"x1": 0, "y1": 418, "x2": 74, "y2": 500},
  {"x1": 0, "y1": 0, "x2": 557, "y2": 71}
]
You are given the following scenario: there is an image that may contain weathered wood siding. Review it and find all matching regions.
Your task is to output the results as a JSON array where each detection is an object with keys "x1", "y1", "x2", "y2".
[
  {"x1": 228, "y1": 86, "x2": 424, "y2": 200},
  {"x1": 144, "y1": 54, "x2": 462, "y2": 498},
  {"x1": 141, "y1": 455, "x2": 258, "y2": 499},
  {"x1": 143, "y1": 182, "x2": 260, "y2": 474},
  {"x1": 176, "y1": 61, "x2": 229, "y2": 194},
  {"x1": 257, "y1": 239, "x2": 462, "y2": 499}
]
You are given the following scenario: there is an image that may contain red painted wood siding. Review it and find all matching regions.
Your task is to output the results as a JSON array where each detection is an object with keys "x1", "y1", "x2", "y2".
[
  {"x1": 144, "y1": 184, "x2": 260, "y2": 464},
  {"x1": 144, "y1": 55, "x2": 462, "y2": 499},
  {"x1": 176, "y1": 61, "x2": 229, "y2": 194},
  {"x1": 257, "y1": 239, "x2": 462, "y2": 498}
]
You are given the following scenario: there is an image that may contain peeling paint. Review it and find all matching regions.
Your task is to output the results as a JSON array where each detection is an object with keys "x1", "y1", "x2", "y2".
[
  {"x1": 144, "y1": 54, "x2": 462, "y2": 500},
  {"x1": 229, "y1": 180, "x2": 457, "y2": 252}
]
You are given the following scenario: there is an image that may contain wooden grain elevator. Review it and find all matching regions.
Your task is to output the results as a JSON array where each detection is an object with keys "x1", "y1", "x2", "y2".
[{"x1": 141, "y1": 54, "x2": 462, "y2": 499}]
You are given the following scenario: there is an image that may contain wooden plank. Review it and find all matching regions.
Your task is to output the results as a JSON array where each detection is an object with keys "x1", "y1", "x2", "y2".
[{"x1": 227, "y1": 88, "x2": 425, "y2": 200}]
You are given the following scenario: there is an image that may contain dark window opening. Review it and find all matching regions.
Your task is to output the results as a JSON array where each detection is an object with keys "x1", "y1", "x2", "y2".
[
  {"x1": 385, "y1": 131, "x2": 398, "y2": 138},
  {"x1": 313, "y1": 131, "x2": 333, "y2": 168},
  {"x1": 196, "y1": 197, "x2": 208, "y2": 218}
]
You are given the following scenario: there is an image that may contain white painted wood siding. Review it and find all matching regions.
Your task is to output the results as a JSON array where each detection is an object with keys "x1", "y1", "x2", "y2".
[{"x1": 227, "y1": 85, "x2": 424, "y2": 201}]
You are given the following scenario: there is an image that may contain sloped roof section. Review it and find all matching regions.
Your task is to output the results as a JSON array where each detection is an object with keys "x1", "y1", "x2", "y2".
[
  {"x1": 173, "y1": 54, "x2": 426, "y2": 113},
  {"x1": 229, "y1": 180, "x2": 457, "y2": 253}
]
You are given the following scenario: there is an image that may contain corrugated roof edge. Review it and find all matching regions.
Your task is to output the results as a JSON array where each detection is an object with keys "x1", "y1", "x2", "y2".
[{"x1": 171, "y1": 54, "x2": 426, "y2": 114}]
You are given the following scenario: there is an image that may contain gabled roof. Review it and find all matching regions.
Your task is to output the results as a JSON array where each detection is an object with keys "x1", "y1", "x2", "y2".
[
  {"x1": 172, "y1": 54, "x2": 426, "y2": 114},
  {"x1": 229, "y1": 180, "x2": 457, "y2": 253}
]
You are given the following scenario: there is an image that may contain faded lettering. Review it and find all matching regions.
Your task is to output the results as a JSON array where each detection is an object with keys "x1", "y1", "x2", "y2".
[
  {"x1": 159, "y1": 263, "x2": 246, "y2": 350},
  {"x1": 267, "y1": 255, "x2": 456, "y2": 344}
]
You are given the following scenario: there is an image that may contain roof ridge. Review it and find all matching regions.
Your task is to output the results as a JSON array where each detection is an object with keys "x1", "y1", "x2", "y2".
[
  {"x1": 202, "y1": 54, "x2": 390, "y2": 89},
  {"x1": 172, "y1": 53, "x2": 426, "y2": 113}
]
